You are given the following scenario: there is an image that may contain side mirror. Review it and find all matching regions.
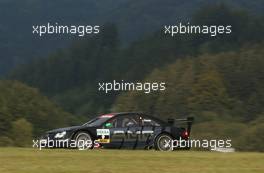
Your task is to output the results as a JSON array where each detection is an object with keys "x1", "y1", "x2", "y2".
[{"x1": 126, "y1": 122, "x2": 135, "y2": 127}]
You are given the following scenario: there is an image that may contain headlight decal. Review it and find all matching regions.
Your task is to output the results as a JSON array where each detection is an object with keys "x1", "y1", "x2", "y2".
[{"x1": 54, "y1": 131, "x2": 67, "y2": 138}]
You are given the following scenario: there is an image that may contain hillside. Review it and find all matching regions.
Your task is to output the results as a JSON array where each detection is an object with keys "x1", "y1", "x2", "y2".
[
  {"x1": 9, "y1": 5, "x2": 264, "y2": 117},
  {"x1": 0, "y1": 80, "x2": 75, "y2": 146}
]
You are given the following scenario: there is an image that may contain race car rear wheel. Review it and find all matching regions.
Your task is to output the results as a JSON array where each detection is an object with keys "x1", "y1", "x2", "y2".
[
  {"x1": 155, "y1": 134, "x2": 173, "y2": 151},
  {"x1": 75, "y1": 132, "x2": 93, "y2": 150}
]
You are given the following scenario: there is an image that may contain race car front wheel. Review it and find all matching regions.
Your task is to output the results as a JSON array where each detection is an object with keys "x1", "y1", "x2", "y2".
[
  {"x1": 75, "y1": 132, "x2": 93, "y2": 150},
  {"x1": 155, "y1": 134, "x2": 173, "y2": 151}
]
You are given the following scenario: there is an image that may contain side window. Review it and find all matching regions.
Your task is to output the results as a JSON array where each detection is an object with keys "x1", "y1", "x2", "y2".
[
  {"x1": 141, "y1": 117, "x2": 160, "y2": 126},
  {"x1": 104, "y1": 118, "x2": 117, "y2": 128},
  {"x1": 120, "y1": 115, "x2": 139, "y2": 127}
]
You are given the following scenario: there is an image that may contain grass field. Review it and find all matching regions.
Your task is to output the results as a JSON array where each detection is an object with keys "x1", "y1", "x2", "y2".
[{"x1": 0, "y1": 148, "x2": 263, "y2": 173}]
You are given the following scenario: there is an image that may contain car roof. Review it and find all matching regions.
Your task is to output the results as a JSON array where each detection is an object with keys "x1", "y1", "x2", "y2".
[{"x1": 103, "y1": 112, "x2": 166, "y2": 125}]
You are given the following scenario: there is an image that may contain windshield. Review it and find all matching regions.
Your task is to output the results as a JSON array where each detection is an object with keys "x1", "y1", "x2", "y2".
[{"x1": 82, "y1": 114, "x2": 114, "y2": 127}]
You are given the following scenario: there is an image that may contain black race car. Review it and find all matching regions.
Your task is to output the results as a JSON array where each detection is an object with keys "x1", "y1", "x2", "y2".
[{"x1": 40, "y1": 112, "x2": 194, "y2": 151}]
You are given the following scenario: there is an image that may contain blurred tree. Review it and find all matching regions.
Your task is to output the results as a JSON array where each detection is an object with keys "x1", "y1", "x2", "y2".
[
  {"x1": 0, "y1": 80, "x2": 76, "y2": 137},
  {"x1": 11, "y1": 118, "x2": 33, "y2": 147},
  {"x1": 188, "y1": 68, "x2": 231, "y2": 113}
]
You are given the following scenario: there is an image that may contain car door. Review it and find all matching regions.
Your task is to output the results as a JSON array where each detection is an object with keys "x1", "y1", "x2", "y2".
[
  {"x1": 101, "y1": 114, "x2": 142, "y2": 149},
  {"x1": 100, "y1": 116, "x2": 126, "y2": 149},
  {"x1": 118, "y1": 114, "x2": 141, "y2": 149}
]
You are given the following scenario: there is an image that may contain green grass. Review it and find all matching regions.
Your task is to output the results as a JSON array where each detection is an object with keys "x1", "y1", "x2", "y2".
[{"x1": 0, "y1": 148, "x2": 263, "y2": 173}]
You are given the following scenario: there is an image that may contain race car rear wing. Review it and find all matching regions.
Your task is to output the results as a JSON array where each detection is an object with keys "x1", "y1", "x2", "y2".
[{"x1": 168, "y1": 117, "x2": 194, "y2": 134}]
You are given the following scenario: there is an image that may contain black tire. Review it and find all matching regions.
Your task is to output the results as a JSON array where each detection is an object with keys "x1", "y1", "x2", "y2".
[
  {"x1": 75, "y1": 132, "x2": 93, "y2": 150},
  {"x1": 155, "y1": 134, "x2": 173, "y2": 151}
]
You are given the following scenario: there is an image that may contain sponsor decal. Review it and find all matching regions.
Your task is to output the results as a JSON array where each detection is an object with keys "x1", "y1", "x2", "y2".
[
  {"x1": 143, "y1": 119, "x2": 151, "y2": 122},
  {"x1": 98, "y1": 139, "x2": 110, "y2": 143},
  {"x1": 97, "y1": 129, "x2": 110, "y2": 143},
  {"x1": 97, "y1": 129, "x2": 110, "y2": 136}
]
